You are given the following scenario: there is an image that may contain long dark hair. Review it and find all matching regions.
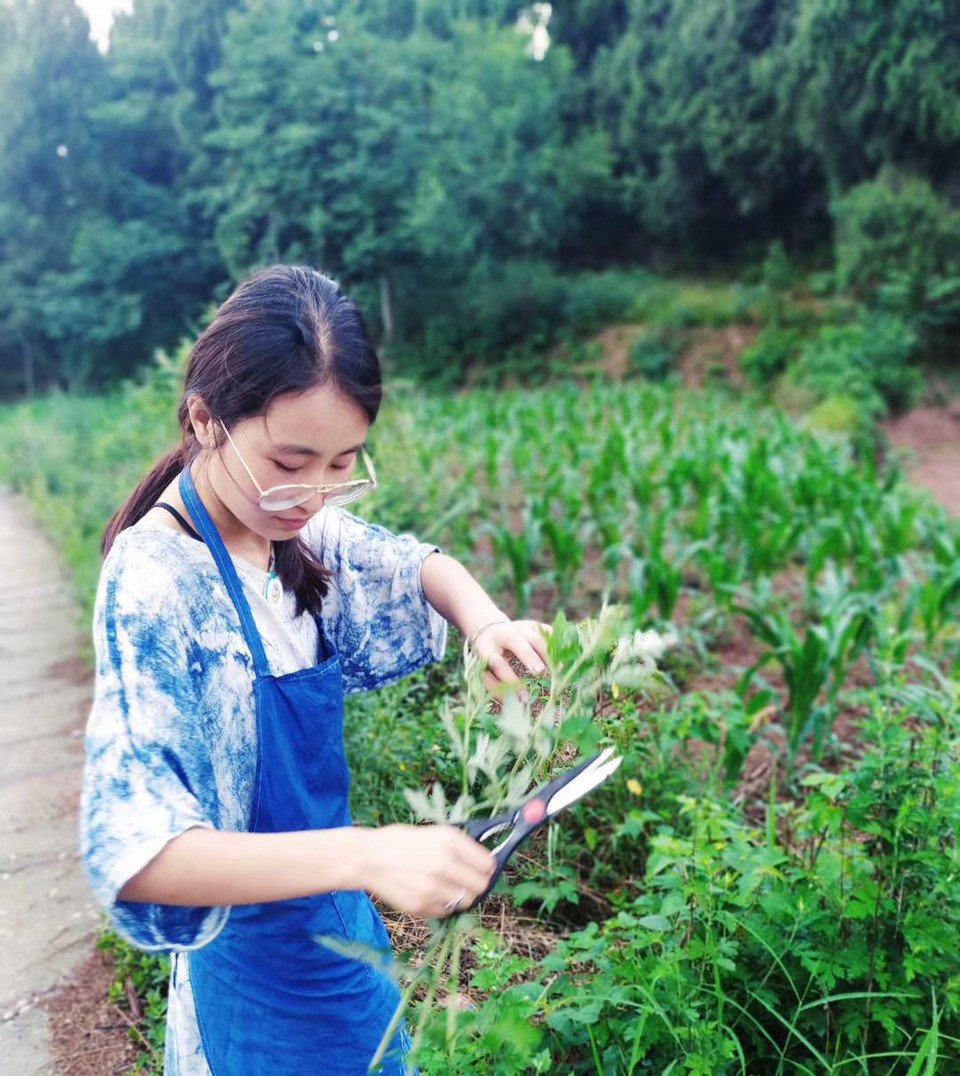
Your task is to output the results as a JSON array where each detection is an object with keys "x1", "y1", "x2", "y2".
[{"x1": 103, "y1": 265, "x2": 383, "y2": 617}]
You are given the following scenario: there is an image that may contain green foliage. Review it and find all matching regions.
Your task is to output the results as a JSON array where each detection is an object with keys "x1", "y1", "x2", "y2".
[
  {"x1": 393, "y1": 265, "x2": 651, "y2": 384},
  {"x1": 98, "y1": 931, "x2": 169, "y2": 1071},
  {"x1": 627, "y1": 328, "x2": 679, "y2": 382},
  {"x1": 787, "y1": 1, "x2": 960, "y2": 193},
  {"x1": 564, "y1": 269, "x2": 648, "y2": 336},
  {"x1": 203, "y1": 6, "x2": 606, "y2": 368},
  {"x1": 0, "y1": 346, "x2": 184, "y2": 619},
  {"x1": 0, "y1": 0, "x2": 109, "y2": 392},
  {"x1": 833, "y1": 174, "x2": 960, "y2": 298},
  {"x1": 739, "y1": 326, "x2": 803, "y2": 387},
  {"x1": 345, "y1": 652, "x2": 466, "y2": 826},
  {"x1": 589, "y1": 0, "x2": 820, "y2": 255},
  {"x1": 354, "y1": 605, "x2": 663, "y2": 1071},
  {"x1": 833, "y1": 174, "x2": 960, "y2": 356},
  {"x1": 631, "y1": 278, "x2": 755, "y2": 330},
  {"x1": 409, "y1": 683, "x2": 960, "y2": 1073},
  {"x1": 5, "y1": 0, "x2": 960, "y2": 388},
  {"x1": 791, "y1": 314, "x2": 921, "y2": 417},
  {"x1": 806, "y1": 394, "x2": 865, "y2": 437},
  {"x1": 736, "y1": 572, "x2": 876, "y2": 762},
  {"x1": 0, "y1": 0, "x2": 224, "y2": 394}
]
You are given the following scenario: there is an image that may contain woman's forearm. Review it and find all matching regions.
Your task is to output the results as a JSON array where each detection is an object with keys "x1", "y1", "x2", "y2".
[
  {"x1": 421, "y1": 552, "x2": 507, "y2": 639},
  {"x1": 117, "y1": 826, "x2": 369, "y2": 906},
  {"x1": 421, "y1": 552, "x2": 548, "y2": 682},
  {"x1": 116, "y1": 822, "x2": 497, "y2": 919}
]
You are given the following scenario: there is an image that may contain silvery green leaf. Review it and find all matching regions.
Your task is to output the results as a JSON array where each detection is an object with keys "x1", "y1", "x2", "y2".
[
  {"x1": 440, "y1": 706, "x2": 468, "y2": 762},
  {"x1": 404, "y1": 787, "x2": 440, "y2": 822},
  {"x1": 429, "y1": 780, "x2": 448, "y2": 816},
  {"x1": 612, "y1": 628, "x2": 678, "y2": 669},
  {"x1": 448, "y1": 793, "x2": 476, "y2": 824},
  {"x1": 532, "y1": 727, "x2": 555, "y2": 762},
  {"x1": 505, "y1": 767, "x2": 534, "y2": 805},
  {"x1": 609, "y1": 664, "x2": 661, "y2": 690},
  {"x1": 467, "y1": 732, "x2": 492, "y2": 783},
  {"x1": 497, "y1": 692, "x2": 534, "y2": 749},
  {"x1": 313, "y1": 934, "x2": 397, "y2": 980}
]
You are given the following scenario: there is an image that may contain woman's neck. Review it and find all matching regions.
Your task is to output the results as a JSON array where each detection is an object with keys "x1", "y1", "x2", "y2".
[{"x1": 182, "y1": 461, "x2": 273, "y2": 572}]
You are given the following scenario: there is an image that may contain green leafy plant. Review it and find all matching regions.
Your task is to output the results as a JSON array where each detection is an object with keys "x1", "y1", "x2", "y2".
[
  {"x1": 98, "y1": 931, "x2": 170, "y2": 1072},
  {"x1": 361, "y1": 605, "x2": 668, "y2": 1071},
  {"x1": 736, "y1": 571, "x2": 876, "y2": 762},
  {"x1": 739, "y1": 325, "x2": 803, "y2": 387},
  {"x1": 628, "y1": 328, "x2": 681, "y2": 381},
  {"x1": 791, "y1": 315, "x2": 921, "y2": 416}
]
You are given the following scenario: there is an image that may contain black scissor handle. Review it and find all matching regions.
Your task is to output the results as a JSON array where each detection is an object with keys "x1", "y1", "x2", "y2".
[
  {"x1": 459, "y1": 793, "x2": 553, "y2": 910},
  {"x1": 454, "y1": 751, "x2": 618, "y2": 912}
]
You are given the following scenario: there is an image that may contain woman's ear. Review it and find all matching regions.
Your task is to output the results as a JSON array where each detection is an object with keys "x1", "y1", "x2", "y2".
[{"x1": 186, "y1": 395, "x2": 217, "y2": 449}]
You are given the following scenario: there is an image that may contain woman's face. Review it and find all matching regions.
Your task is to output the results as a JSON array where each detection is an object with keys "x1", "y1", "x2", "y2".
[{"x1": 194, "y1": 383, "x2": 371, "y2": 542}]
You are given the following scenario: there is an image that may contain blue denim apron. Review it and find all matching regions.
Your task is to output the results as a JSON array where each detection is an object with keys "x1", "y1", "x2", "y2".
[{"x1": 179, "y1": 469, "x2": 407, "y2": 1075}]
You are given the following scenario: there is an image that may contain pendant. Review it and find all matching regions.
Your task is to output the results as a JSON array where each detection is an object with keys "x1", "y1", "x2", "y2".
[{"x1": 264, "y1": 570, "x2": 283, "y2": 607}]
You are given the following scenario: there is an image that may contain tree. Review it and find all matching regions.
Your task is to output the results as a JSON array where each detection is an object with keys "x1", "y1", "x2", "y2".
[
  {"x1": 0, "y1": 0, "x2": 108, "y2": 392},
  {"x1": 0, "y1": 0, "x2": 237, "y2": 392},
  {"x1": 549, "y1": 0, "x2": 628, "y2": 72},
  {"x1": 588, "y1": 0, "x2": 825, "y2": 259},
  {"x1": 784, "y1": 0, "x2": 960, "y2": 196},
  {"x1": 203, "y1": 4, "x2": 608, "y2": 351}
]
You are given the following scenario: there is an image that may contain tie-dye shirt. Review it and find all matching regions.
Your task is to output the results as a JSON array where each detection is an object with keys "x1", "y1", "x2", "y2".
[{"x1": 80, "y1": 507, "x2": 446, "y2": 1074}]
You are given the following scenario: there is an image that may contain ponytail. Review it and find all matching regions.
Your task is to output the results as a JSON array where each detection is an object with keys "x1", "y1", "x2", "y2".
[{"x1": 102, "y1": 437, "x2": 199, "y2": 556}]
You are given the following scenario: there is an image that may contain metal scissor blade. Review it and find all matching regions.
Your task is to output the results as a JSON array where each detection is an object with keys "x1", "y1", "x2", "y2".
[{"x1": 545, "y1": 749, "x2": 622, "y2": 816}]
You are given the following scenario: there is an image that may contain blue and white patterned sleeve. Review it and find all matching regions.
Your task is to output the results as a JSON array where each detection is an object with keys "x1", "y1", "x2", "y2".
[
  {"x1": 307, "y1": 508, "x2": 448, "y2": 693},
  {"x1": 80, "y1": 536, "x2": 229, "y2": 952}
]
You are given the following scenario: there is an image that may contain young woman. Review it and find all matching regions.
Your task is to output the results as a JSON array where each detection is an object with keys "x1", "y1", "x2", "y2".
[{"x1": 80, "y1": 265, "x2": 549, "y2": 1075}]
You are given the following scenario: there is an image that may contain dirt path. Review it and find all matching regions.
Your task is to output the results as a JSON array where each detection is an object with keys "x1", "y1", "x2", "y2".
[
  {"x1": 0, "y1": 491, "x2": 100, "y2": 1074},
  {"x1": 884, "y1": 405, "x2": 960, "y2": 516}
]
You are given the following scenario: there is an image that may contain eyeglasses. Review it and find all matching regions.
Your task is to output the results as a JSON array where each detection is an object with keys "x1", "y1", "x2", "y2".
[{"x1": 219, "y1": 422, "x2": 377, "y2": 512}]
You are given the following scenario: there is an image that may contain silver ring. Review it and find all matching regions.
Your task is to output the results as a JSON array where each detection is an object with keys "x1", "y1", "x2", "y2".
[{"x1": 444, "y1": 889, "x2": 466, "y2": 914}]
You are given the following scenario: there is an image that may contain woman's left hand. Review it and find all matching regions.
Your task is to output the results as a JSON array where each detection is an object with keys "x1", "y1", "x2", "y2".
[{"x1": 469, "y1": 619, "x2": 550, "y2": 687}]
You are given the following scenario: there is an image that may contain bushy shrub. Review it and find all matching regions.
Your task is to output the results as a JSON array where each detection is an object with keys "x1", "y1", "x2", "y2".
[
  {"x1": 739, "y1": 326, "x2": 803, "y2": 386},
  {"x1": 422, "y1": 690, "x2": 960, "y2": 1074},
  {"x1": 628, "y1": 328, "x2": 682, "y2": 381},
  {"x1": 833, "y1": 174, "x2": 960, "y2": 315},
  {"x1": 791, "y1": 314, "x2": 921, "y2": 415},
  {"x1": 565, "y1": 269, "x2": 649, "y2": 335},
  {"x1": 632, "y1": 278, "x2": 755, "y2": 329},
  {"x1": 806, "y1": 393, "x2": 865, "y2": 436},
  {"x1": 393, "y1": 264, "x2": 649, "y2": 384}
]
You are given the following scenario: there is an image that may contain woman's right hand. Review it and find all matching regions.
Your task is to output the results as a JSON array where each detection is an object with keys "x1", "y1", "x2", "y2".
[{"x1": 358, "y1": 824, "x2": 497, "y2": 918}]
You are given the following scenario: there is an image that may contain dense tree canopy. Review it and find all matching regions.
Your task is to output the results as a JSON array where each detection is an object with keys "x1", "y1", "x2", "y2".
[{"x1": 1, "y1": 0, "x2": 958, "y2": 392}]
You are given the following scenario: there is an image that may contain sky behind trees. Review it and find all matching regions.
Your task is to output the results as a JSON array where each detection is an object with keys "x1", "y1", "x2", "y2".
[{"x1": 75, "y1": 0, "x2": 132, "y2": 50}]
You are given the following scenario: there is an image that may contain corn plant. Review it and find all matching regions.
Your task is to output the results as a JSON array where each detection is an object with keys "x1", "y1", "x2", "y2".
[
  {"x1": 736, "y1": 572, "x2": 876, "y2": 761},
  {"x1": 629, "y1": 515, "x2": 686, "y2": 621},
  {"x1": 531, "y1": 485, "x2": 587, "y2": 606},
  {"x1": 487, "y1": 504, "x2": 542, "y2": 616},
  {"x1": 904, "y1": 562, "x2": 960, "y2": 648}
]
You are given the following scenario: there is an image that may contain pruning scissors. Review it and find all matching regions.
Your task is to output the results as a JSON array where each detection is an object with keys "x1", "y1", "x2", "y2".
[{"x1": 457, "y1": 746, "x2": 623, "y2": 912}]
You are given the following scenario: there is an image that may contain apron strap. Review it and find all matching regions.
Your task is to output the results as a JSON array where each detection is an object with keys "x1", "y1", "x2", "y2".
[{"x1": 179, "y1": 468, "x2": 272, "y2": 679}]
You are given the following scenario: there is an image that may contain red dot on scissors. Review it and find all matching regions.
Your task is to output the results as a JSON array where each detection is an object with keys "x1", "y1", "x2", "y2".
[{"x1": 523, "y1": 798, "x2": 547, "y2": 824}]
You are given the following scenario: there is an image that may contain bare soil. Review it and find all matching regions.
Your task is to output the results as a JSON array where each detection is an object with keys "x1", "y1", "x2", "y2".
[
  {"x1": 44, "y1": 950, "x2": 140, "y2": 1076},
  {"x1": 883, "y1": 403, "x2": 960, "y2": 516},
  {"x1": 679, "y1": 325, "x2": 757, "y2": 389}
]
